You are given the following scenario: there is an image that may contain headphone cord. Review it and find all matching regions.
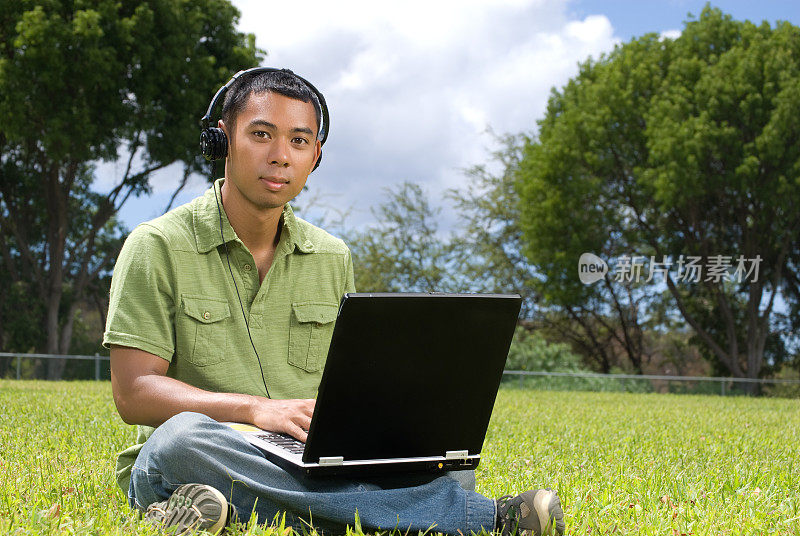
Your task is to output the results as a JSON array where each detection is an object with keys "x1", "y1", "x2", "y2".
[{"x1": 213, "y1": 167, "x2": 271, "y2": 399}]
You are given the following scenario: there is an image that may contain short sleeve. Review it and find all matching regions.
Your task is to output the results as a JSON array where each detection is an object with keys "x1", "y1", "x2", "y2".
[
  {"x1": 103, "y1": 224, "x2": 176, "y2": 361},
  {"x1": 344, "y1": 247, "x2": 356, "y2": 294}
]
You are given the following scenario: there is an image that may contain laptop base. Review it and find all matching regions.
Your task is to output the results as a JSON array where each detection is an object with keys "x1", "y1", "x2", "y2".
[{"x1": 256, "y1": 445, "x2": 480, "y2": 477}]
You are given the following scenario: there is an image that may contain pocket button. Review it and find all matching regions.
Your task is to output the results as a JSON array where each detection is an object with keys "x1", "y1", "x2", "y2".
[{"x1": 203, "y1": 311, "x2": 211, "y2": 320}]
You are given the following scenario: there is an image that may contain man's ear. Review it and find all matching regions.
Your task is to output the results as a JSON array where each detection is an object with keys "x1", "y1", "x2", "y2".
[
  {"x1": 218, "y1": 119, "x2": 232, "y2": 155},
  {"x1": 312, "y1": 139, "x2": 322, "y2": 169}
]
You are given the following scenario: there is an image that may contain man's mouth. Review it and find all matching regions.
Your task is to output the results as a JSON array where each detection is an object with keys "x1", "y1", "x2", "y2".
[{"x1": 259, "y1": 177, "x2": 289, "y2": 190}]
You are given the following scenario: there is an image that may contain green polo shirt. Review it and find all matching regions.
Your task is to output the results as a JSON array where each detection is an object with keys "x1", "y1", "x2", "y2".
[{"x1": 103, "y1": 179, "x2": 355, "y2": 493}]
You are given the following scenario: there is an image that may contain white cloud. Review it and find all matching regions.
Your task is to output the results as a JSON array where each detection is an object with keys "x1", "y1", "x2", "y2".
[
  {"x1": 660, "y1": 29, "x2": 682, "y2": 40},
  {"x1": 114, "y1": 0, "x2": 621, "y2": 230}
]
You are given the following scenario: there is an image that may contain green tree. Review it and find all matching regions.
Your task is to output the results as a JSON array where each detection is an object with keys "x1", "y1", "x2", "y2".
[
  {"x1": 516, "y1": 6, "x2": 799, "y2": 384},
  {"x1": 345, "y1": 151, "x2": 655, "y2": 374},
  {"x1": 0, "y1": 0, "x2": 261, "y2": 378},
  {"x1": 447, "y1": 133, "x2": 539, "y2": 318},
  {"x1": 504, "y1": 326, "x2": 585, "y2": 373},
  {"x1": 448, "y1": 132, "x2": 654, "y2": 373},
  {"x1": 347, "y1": 182, "x2": 459, "y2": 293}
]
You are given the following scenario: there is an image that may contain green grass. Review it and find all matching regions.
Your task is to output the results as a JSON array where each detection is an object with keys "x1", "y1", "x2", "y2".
[{"x1": 1, "y1": 380, "x2": 798, "y2": 535}]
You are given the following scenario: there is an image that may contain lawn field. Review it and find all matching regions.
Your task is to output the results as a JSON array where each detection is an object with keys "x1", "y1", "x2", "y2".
[{"x1": 1, "y1": 380, "x2": 798, "y2": 535}]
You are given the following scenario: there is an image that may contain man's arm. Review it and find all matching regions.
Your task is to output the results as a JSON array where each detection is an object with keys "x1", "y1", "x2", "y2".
[{"x1": 110, "y1": 345, "x2": 314, "y2": 442}]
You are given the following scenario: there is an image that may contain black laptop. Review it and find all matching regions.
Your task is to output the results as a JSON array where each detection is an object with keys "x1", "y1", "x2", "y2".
[{"x1": 228, "y1": 292, "x2": 521, "y2": 476}]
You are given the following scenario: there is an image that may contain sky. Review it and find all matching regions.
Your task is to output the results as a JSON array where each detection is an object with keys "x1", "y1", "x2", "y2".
[{"x1": 107, "y1": 0, "x2": 800, "y2": 234}]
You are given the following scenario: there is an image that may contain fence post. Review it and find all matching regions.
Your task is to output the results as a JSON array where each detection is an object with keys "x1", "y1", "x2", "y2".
[
  {"x1": 721, "y1": 381, "x2": 725, "y2": 397},
  {"x1": 94, "y1": 353, "x2": 100, "y2": 381},
  {"x1": 16, "y1": 354, "x2": 21, "y2": 380}
]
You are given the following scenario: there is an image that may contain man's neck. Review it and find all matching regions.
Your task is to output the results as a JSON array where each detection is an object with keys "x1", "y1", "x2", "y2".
[{"x1": 220, "y1": 180, "x2": 283, "y2": 255}]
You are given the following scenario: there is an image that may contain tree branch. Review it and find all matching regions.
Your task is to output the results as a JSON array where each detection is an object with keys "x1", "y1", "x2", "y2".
[
  {"x1": 664, "y1": 273, "x2": 742, "y2": 376},
  {"x1": 601, "y1": 277, "x2": 643, "y2": 371},
  {"x1": 110, "y1": 133, "x2": 141, "y2": 207},
  {"x1": 114, "y1": 162, "x2": 171, "y2": 213},
  {"x1": 0, "y1": 186, "x2": 45, "y2": 296},
  {"x1": 753, "y1": 218, "x2": 800, "y2": 372},
  {"x1": 162, "y1": 165, "x2": 191, "y2": 214},
  {"x1": 706, "y1": 278, "x2": 740, "y2": 370},
  {"x1": 561, "y1": 305, "x2": 613, "y2": 372}
]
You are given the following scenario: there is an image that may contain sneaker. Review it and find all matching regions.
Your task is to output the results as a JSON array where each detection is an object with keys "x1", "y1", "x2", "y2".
[
  {"x1": 145, "y1": 483, "x2": 229, "y2": 534},
  {"x1": 495, "y1": 488, "x2": 565, "y2": 536}
]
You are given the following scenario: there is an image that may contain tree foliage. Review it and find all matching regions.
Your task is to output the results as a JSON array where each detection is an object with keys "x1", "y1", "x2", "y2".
[
  {"x1": 504, "y1": 327, "x2": 585, "y2": 373},
  {"x1": 447, "y1": 133, "x2": 539, "y2": 318},
  {"x1": 0, "y1": 0, "x2": 261, "y2": 377},
  {"x1": 516, "y1": 6, "x2": 800, "y2": 381},
  {"x1": 348, "y1": 139, "x2": 539, "y2": 314},
  {"x1": 348, "y1": 182, "x2": 458, "y2": 293}
]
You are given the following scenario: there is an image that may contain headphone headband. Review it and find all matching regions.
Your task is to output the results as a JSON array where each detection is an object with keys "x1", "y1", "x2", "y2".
[{"x1": 199, "y1": 67, "x2": 330, "y2": 165}]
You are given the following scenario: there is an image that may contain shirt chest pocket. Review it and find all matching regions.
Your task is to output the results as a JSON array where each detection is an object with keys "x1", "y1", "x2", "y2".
[
  {"x1": 288, "y1": 302, "x2": 339, "y2": 372},
  {"x1": 179, "y1": 295, "x2": 231, "y2": 366}
]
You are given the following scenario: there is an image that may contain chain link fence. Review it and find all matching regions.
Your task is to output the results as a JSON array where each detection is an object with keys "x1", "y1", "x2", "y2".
[
  {"x1": 1, "y1": 352, "x2": 109, "y2": 381},
  {"x1": 501, "y1": 370, "x2": 800, "y2": 397},
  {"x1": 3, "y1": 353, "x2": 799, "y2": 397}
]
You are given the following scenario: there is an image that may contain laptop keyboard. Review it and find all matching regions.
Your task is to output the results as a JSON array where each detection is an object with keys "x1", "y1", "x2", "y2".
[{"x1": 256, "y1": 431, "x2": 306, "y2": 455}]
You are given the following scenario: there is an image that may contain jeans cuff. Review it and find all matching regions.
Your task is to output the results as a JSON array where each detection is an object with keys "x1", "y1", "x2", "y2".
[
  {"x1": 128, "y1": 476, "x2": 145, "y2": 512},
  {"x1": 465, "y1": 492, "x2": 496, "y2": 533}
]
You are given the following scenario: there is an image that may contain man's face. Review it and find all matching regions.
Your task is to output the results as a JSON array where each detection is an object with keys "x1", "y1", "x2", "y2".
[{"x1": 221, "y1": 91, "x2": 321, "y2": 211}]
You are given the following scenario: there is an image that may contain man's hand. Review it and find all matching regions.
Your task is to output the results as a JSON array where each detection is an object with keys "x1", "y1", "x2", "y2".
[
  {"x1": 250, "y1": 398, "x2": 316, "y2": 442},
  {"x1": 111, "y1": 345, "x2": 317, "y2": 440}
]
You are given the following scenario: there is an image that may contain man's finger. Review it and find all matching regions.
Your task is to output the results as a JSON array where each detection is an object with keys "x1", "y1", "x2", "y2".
[
  {"x1": 285, "y1": 422, "x2": 308, "y2": 443},
  {"x1": 294, "y1": 413, "x2": 312, "y2": 432}
]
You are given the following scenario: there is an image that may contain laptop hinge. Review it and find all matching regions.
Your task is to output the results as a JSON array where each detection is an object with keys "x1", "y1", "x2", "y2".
[
  {"x1": 319, "y1": 456, "x2": 344, "y2": 466},
  {"x1": 445, "y1": 450, "x2": 469, "y2": 460}
]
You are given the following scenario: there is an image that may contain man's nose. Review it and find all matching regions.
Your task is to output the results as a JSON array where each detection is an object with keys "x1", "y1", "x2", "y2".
[{"x1": 267, "y1": 137, "x2": 290, "y2": 167}]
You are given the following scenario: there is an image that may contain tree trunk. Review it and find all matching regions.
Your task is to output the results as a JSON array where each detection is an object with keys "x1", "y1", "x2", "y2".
[
  {"x1": 44, "y1": 279, "x2": 68, "y2": 379},
  {"x1": 566, "y1": 307, "x2": 613, "y2": 373},
  {"x1": 43, "y1": 162, "x2": 69, "y2": 381}
]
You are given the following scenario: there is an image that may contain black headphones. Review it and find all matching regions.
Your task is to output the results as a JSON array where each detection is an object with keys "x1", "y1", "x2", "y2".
[{"x1": 199, "y1": 67, "x2": 330, "y2": 170}]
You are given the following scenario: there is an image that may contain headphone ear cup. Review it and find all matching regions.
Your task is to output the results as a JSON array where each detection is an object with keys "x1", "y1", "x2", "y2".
[{"x1": 200, "y1": 127, "x2": 228, "y2": 161}]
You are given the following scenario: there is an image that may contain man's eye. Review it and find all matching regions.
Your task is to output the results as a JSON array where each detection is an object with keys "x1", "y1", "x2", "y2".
[
  {"x1": 292, "y1": 137, "x2": 309, "y2": 145},
  {"x1": 253, "y1": 131, "x2": 270, "y2": 138}
]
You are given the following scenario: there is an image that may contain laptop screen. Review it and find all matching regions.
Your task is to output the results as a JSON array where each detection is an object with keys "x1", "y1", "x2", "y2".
[{"x1": 304, "y1": 293, "x2": 522, "y2": 463}]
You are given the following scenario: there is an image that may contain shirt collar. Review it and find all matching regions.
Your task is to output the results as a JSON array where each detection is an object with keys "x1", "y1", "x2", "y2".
[{"x1": 194, "y1": 179, "x2": 315, "y2": 254}]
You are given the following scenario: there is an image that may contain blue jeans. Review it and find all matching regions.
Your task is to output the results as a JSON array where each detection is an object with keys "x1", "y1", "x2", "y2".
[{"x1": 129, "y1": 412, "x2": 496, "y2": 534}]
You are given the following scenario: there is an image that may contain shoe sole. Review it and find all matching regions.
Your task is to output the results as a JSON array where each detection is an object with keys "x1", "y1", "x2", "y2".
[{"x1": 161, "y1": 484, "x2": 228, "y2": 534}]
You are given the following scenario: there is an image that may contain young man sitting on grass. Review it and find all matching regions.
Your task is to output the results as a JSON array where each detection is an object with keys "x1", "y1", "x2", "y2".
[{"x1": 104, "y1": 68, "x2": 565, "y2": 535}]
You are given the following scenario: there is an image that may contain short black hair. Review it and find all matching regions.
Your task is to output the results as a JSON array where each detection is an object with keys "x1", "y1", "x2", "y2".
[{"x1": 221, "y1": 70, "x2": 323, "y2": 138}]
